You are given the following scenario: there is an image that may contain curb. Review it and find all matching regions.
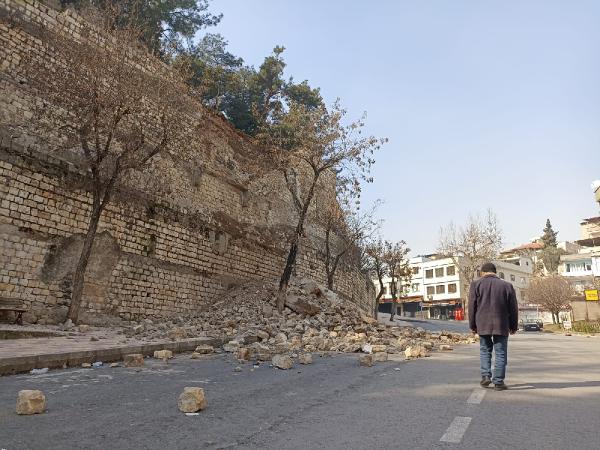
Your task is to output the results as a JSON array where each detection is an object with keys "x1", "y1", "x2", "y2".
[{"x1": 0, "y1": 336, "x2": 223, "y2": 376}]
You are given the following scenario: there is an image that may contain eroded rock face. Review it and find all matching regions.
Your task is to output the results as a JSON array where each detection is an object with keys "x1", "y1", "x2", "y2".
[
  {"x1": 177, "y1": 387, "x2": 207, "y2": 413},
  {"x1": 123, "y1": 354, "x2": 144, "y2": 367},
  {"x1": 272, "y1": 354, "x2": 293, "y2": 370},
  {"x1": 16, "y1": 390, "x2": 46, "y2": 415}
]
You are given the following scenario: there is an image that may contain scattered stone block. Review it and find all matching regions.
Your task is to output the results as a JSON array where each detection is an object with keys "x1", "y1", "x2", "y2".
[
  {"x1": 123, "y1": 354, "x2": 144, "y2": 367},
  {"x1": 371, "y1": 344, "x2": 387, "y2": 353},
  {"x1": 194, "y1": 345, "x2": 214, "y2": 354},
  {"x1": 190, "y1": 352, "x2": 201, "y2": 359},
  {"x1": 223, "y1": 340, "x2": 240, "y2": 353},
  {"x1": 298, "y1": 353, "x2": 313, "y2": 365},
  {"x1": 110, "y1": 363, "x2": 119, "y2": 368},
  {"x1": 373, "y1": 352, "x2": 388, "y2": 362},
  {"x1": 359, "y1": 354, "x2": 374, "y2": 367},
  {"x1": 168, "y1": 327, "x2": 187, "y2": 340},
  {"x1": 81, "y1": 363, "x2": 92, "y2": 368},
  {"x1": 16, "y1": 390, "x2": 46, "y2": 415},
  {"x1": 154, "y1": 350, "x2": 173, "y2": 360},
  {"x1": 272, "y1": 354, "x2": 293, "y2": 370},
  {"x1": 439, "y1": 344, "x2": 454, "y2": 351},
  {"x1": 236, "y1": 347, "x2": 251, "y2": 361},
  {"x1": 177, "y1": 387, "x2": 207, "y2": 413}
]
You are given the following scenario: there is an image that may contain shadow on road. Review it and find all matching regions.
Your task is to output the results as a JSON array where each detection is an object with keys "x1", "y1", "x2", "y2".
[{"x1": 509, "y1": 380, "x2": 600, "y2": 390}]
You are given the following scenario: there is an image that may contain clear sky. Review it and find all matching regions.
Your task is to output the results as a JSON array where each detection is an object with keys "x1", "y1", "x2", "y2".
[{"x1": 208, "y1": 0, "x2": 600, "y2": 255}]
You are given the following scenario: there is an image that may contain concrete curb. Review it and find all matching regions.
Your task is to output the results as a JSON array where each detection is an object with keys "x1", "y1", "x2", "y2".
[{"x1": 0, "y1": 336, "x2": 223, "y2": 376}]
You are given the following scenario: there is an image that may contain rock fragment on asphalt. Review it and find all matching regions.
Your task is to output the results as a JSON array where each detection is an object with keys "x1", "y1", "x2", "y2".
[
  {"x1": 298, "y1": 353, "x2": 313, "y2": 365},
  {"x1": 123, "y1": 354, "x2": 144, "y2": 367},
  {"x1": 178, "y1": 387, "x2": 207, "y2": 413},
  {"x1": 359, "y1": 354, "x2": 374, "y2": 367},
  {"x1": 272, "y1": 354, "x2": 293, "y2": 369},
  {"x1": 16, "y1": 390, "x2": 46, "y2": 415},
  {"x1": 154, "y1": 350, "x2": 173, "y2": 360}
]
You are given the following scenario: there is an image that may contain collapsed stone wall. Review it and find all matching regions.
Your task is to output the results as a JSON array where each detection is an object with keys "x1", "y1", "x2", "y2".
[{"x1": 0, "y1": 0, "x2": 374, "y2": 323}]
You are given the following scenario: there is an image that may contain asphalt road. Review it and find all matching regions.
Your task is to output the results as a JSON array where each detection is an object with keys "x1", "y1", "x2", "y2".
[{"x1": 1, "y1": 326, "x2": 599, "y2": 450}]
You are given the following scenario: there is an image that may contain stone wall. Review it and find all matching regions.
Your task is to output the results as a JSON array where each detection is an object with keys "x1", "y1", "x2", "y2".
[{"x1": 0, "y1": 0, "x2": 374, "y2": 323}]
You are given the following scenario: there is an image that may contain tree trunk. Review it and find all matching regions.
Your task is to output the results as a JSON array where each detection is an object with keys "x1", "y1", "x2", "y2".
[
  {"x1": 276, "y1": 174, "x2": 318, "y2": 312},
  {"x1": 277, "y1": 233, "x2": 300, "y2": 312},
  {"x1": 67, "y1": 198, "x2": 103, "y2": 324}
]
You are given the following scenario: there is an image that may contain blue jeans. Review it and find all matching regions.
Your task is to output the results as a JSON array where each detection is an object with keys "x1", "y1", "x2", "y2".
[{"x1": 479, "y1": 335, "x2": 508, "y2": 384}]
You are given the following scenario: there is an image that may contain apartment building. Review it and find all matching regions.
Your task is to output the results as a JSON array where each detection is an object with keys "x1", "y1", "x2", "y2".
[{"x1": 377, "y1": 254, "x2": 533, "y2": 320}]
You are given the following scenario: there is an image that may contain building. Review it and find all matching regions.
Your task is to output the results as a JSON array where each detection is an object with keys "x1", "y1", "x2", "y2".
[{"x1": 377, "y1": 254, "x2": 533, "y2": 320}]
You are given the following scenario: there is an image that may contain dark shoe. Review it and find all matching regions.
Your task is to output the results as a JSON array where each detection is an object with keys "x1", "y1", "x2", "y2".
[
  {"x1": 494, "y1": 382, "x2": 508, "y2": 391},
  {"x1": 480, "y1": 376, "x2": 491, "y2": 387}
]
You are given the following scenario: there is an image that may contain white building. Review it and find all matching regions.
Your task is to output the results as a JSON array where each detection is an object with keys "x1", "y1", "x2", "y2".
[{"x1": 376, "y1": 254, "x2": 533, "y2": 320}]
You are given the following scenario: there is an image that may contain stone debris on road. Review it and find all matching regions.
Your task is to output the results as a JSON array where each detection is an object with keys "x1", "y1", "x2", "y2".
[
  {"x1": 298, "y1": 353, "x2": 313, "y2": 365},
  {"x1": 272, "y1": 354, "x2": 294, "y2": 370},
  {"x1": 153, "y1": 350, "x2": 173, "y2": 360},
  {"x1": 359, "y1": 354, "x2": 374, "y2": 367},
  {"x1": 123, "y1": 354, "x2": 145, "y2": 368},
  {"x1": 123, "y1": 278, "x2": 474, "y2": 364},
  {"x1": 177, "y1": 387, "x2": 207, "y2": 413},
  {"x1": 16, "y1": 390, "x2": 46, "y2": 415}
]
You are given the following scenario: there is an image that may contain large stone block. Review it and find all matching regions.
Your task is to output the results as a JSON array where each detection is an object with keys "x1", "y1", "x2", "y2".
[
  {"x1": 123, "y1": 354, "x2": 144, "y2": 367},
  {"x1": 16, "y1": 390, "x2": 46, "y2": 415},
  {"x1": 177, "y1": 387, "x2": 207, "y2": 413}
]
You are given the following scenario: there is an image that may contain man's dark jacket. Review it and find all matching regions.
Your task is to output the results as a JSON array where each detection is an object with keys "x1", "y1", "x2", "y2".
[{"x1": 468, "y1": 274, "x2": 519, "y2": 336}]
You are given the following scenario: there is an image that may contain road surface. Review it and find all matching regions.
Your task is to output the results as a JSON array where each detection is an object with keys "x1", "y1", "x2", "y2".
[{"x1": 1, "y1": 326, "x2": 598, "y2": 449}]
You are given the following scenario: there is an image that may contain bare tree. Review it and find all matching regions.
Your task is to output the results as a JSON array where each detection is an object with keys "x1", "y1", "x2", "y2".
[
  {"x1": 364, "y1": 238, "x2": 387, "y2": 319},
  {"x1": 528, "y1": 275, "x2": 574, "y2": 324},
  {"x1": 260, "y1": 101, "x2": 385, "y2": 312},
  {"x1": 6, "y1": 9, "x2": 198, "y2": 323},
  {"x1": 317, "y1": 196, "x2": 380, "y2": 290},
  {"x1": 438, "y1": 210, "x2": 503, "y2": 317},
  {"x1": 381, "y1": 240, "x2": 411, "y2": 321}
]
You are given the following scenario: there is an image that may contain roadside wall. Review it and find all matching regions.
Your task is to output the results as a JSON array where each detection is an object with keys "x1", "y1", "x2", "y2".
[{"x1": 0, "y1": 0, "x2": 374, "y2": 323}]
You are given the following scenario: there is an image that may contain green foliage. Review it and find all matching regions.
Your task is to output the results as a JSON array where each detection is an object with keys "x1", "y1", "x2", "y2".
[
  {"x1": 541, "y1": 219, "x2": 558, "y2": 248},
  {"x1": 539, "y1": 219, "x2": 562, "y2": 273},
  {"x1": 184, "y1": 43, "x2": 322, "y2": 135},
  {"x1": 61, "y1": 0, "x2": 222, "y2": 54},
  {"x1": 571, "y1": 321, "x2": 600, "y2": 334}
]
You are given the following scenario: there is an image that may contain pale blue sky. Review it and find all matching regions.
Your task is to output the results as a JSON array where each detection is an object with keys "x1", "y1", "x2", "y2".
[{"x1": 210, "y1": 0, "x2": 600, "y2": 254}]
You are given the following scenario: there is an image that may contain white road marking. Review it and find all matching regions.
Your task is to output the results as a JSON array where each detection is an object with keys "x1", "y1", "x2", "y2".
[
  {"x1": 440, "y1": 416, "x2": 472, "y2": 444},
  {"x1": 467, "y1": 388, "x2": 486, "y2": 404}
]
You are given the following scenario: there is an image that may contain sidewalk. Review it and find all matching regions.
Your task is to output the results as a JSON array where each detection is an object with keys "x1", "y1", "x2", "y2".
[{"x1": 0, "y1": 325, "x2": 222, "y2": 375}]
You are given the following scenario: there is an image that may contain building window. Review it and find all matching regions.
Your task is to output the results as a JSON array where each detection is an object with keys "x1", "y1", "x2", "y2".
[
  {"x1": 412, "y1": 267, "x2": 420, "y2": 275},
  {"x1": 586, "y1": 263, "x2": 592, "y2": 271},
  {"x1": 510, "y1": 274, "x2": 516, "y2": 282},
  {"x1": 435, "y1": 267, "x2": 444, "y2": 277},
  {"x1": 448, "y1": 283, "x2": 457, "y2": 294},
  {"x1": 426, "y1": 286, "x2": 435, "y2": 296},
  {"x1": 436, "y1": 285, "x2": 446, "y2": 294},
  {"x1": 520, "y1": 277, "x2": 526, "y2": 283},
  {"x1": 446, "y1": 265, "x2": 456, "y2": 276},
  {"x1": 499, "y1": 272, "x2": 505, "y2": 279},
  {"x1": 425, "y1": 269, "x2": 434, "y2": 279},
  {"x1": 566, "y1": 264, "x2": 571, "y2": 273},
  {"x1": 412, "y1": 283, "x2": 420, "y2": 292}
]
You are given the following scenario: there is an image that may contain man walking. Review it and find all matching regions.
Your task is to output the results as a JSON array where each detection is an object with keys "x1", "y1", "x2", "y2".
[{"x1": 468, "y1": 262, "x2": 519, "y2": 391}]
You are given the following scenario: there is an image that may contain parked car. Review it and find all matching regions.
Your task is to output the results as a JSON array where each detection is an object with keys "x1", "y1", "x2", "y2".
[{"x1": 522, "y1": 321, "x2": 541, "y2": 332}]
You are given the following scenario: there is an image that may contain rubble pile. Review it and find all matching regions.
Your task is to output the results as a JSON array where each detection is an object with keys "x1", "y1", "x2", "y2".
[{"x1": 127, "y1": 278, "x2": 475, "y2": 360}]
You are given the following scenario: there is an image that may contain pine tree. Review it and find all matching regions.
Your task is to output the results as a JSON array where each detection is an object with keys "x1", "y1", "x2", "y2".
[
  {"x1": 541, "y1": 219, "x2": 558, "y2": 248},
  {"x1": 540, "y1": 219, "x2": 562, "y2": 273}
]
